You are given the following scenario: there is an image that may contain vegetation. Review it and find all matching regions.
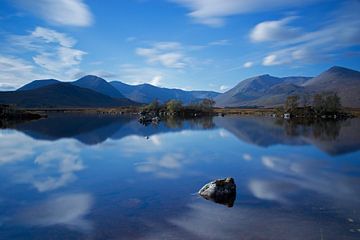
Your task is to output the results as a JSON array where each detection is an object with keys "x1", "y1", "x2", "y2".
[
  {"x1": 140, "y1": 98, "x2": 216, "y2": 120},
  {"x1": 166, "y1": 100, "x2": 183, "y2": 114},
  {"x1": 284, "y1": 95, "x2": 300, "y2": 114},
  {"x1": 0, "y1": 104, "x2": 44, "y2": 128},
  {"x1": 279, "y1": 92, "x2": 347, "y2": 119}
]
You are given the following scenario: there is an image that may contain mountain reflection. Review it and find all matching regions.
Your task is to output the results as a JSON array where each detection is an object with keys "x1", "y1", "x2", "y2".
[
  {"x1": 4, "y1": 114, "x2": 360, "y2": 155},
  {"x1": 215, "y1": 116, "x2": 360, "y2": 155}
]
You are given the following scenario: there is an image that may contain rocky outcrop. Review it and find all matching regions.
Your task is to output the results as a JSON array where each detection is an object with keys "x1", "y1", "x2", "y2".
[{"x1": 198, "y1": 177, "x2": 236, "y2": 207}]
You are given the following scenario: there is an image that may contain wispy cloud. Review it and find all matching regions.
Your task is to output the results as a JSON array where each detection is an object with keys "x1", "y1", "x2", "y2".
[
  {"x1": 243, "y1": 61, "x2": 254, "y2": 68},
  {"x1": 136, "y1": 41, "x2": 188, "y2": 69},
  {"x1": 118, "y1": 64, "x2": 168, "y2": 86},
  {"x1": 6, "y1": 27, "x2": 86, "y2": 82},
  {"x1": 250, "y1": 16, "x2": 300, "y2": 42},
  {"x1": 13, "y1": 0, "x2": 93, "y2": 27},
  {"x1": 0, "y1": 55, "x2": 40, "y2": 89},
  {"x1": 209, "y1": 39, "x2": 230, "y2": 46},
  {"x1": 253, "y1": 1, "x2": 360, "y2": 66},
  {"x1": 171, "y1": 0, "x2": 323, "y2": 27}
]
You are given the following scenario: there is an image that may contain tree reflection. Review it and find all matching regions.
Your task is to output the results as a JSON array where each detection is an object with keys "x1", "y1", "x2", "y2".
[{"x1": 276, "y1": 118, "x2": 342, "y2": 141}]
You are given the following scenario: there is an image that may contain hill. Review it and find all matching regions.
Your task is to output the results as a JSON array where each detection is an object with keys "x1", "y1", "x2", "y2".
[
  {"x1": 73, "y1": 75, "x2": 125, "y2": 99},
  {"x1": 110, "y1": 81, "x2": 219, "y2": 104},
  {"x1": 215, "y1": 66, "x2": 360, "y2": 108},
  {"x1": 0, "y1": 83, "x2": 135, "y2": 108},
  {"x1": 215, "y1": 75, "x2": 311, "y2": 107},
  {"x1": 18, "y1": 79, "x2": 61, "y2": 91}
]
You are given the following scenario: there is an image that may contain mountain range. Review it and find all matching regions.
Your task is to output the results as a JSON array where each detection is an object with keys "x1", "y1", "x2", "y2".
[
  {"x1": 215, "y1": 66, "x2": 360, "y2": 108},
  {"x1": 5, "y1": 75, "x2": 219, "y2": 108},
  {"x1": 0, "y1": 66, "x2": 359, "y2": 108}
]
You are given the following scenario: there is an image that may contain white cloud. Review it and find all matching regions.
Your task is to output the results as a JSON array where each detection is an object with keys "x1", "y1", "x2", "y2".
[
  {"x1": 6, "y1": 27, "x2": 86, "y2": 82},
  {"x1": 33, "y1": 46, "x2": 86, "y2": 72},
  {"x1": 250, "y1": 16, "x2": 300, "y2": 42},
  {"x1": 0, "y1": 55, "x2": 40, "y2": 89},
  {"x1": 136, "y1": 42, "x2": 187, "y2": 69},
  {"x1": 243, "y1": 61, "x2": 254, "y2": 68},
  {"x1": 171, "y1": 0, "x2": 323, "y2": 27},
  {"x1": 262, "y1": 54, "x2": 280, "y2": 66},
  {"x1": 243, "y1": 153, "x2": 252, "y2": 161},
  {"x1": 209, "y1": 39, "x2": 230, "y2": 46},
  {"x1": 219, "y1": 85, "x2": 229, "y2": 91},
  {"x1": 150, "y1": 75, "x2": 163, "y2": 86},
  {"x1": 258, "y1": 1, "x2": 360, "y2": 66},
  {"x1": 13, "y1": 0, "x2": 93, "y2": 27},
  {"x1": 31, "y1": 27, "x2": 76, "y2": 47},
  {"x1": 118, "y1": 64, "x2": 169, "y2": 86}
]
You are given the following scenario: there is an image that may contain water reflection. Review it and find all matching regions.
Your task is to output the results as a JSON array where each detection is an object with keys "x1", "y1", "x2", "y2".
[
  {"x1": 215, "y1": 116, "x2": 360, "y2": 155},
  {"x1": 3, "y1": 114, "x2": 360, "y2": 155},
  {"x1": 17, "y1": 193, "x2": 93, "y2": 232},
  {"x1": 0, "y1": 115, "x2": 359, "y2": 239}
]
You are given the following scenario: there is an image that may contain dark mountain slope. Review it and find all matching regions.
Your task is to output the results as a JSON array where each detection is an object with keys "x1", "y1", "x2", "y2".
[
  {"x1": 303, "y1": 66, "x2": 360, "y2": 107},
  {"x1": 0, "y1": 83, "x2": 135, "y2": 108},
  {"x1": 215, "y1": 75, "x2": 310, "y2": 107},
  {"x1": 18, "y1": 79, "x2": 61, "y2": 91},
  {"x1": 73, "y1": 75, "x2": 125, "y2": 98},
  {"x1": 110, "y1": 81, "x2": 219, "y2": 104},
  {"x1": 215, "y1": 66, "x2": 360, "y2": 108}
]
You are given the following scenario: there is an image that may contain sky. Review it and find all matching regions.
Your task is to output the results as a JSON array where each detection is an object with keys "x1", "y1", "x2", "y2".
[{"x1": 0, "y1": 0, "x2": 359, "y2": 92}]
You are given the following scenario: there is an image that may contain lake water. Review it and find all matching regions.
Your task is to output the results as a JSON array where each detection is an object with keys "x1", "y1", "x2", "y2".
[{"x1": 0, "y1": 114, "x2": 360, "y2": 240}]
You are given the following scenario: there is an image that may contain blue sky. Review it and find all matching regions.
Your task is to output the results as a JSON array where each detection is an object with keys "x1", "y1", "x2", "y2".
[{"x1": 0, "y1": 0, "x2": 359, "y2": 91}]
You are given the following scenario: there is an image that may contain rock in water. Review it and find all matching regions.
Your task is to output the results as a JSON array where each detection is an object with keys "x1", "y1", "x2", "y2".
[{"x1": 198, "y1": 177, "x2": 236, "y2": 207}]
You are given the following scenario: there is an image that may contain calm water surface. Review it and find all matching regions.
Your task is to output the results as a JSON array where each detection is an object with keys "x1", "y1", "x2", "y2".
[{"x1": 0, "y1": 114, "x2": 360, "y2": 240}]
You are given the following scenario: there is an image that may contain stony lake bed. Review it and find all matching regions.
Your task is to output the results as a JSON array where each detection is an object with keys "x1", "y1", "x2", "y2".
[{"x1": 0, "y1": 113, "x2": 360, "y2": 240}]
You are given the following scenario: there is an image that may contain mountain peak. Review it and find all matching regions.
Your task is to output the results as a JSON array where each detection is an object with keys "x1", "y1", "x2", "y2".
[
  {"x1": 73, "y1": 75, "x2": 124, "y2": 98},
  {"x1": 326, "y1": 66, "x2": 358, "y2": 74},
  {"x1": 77, "y1": 75, "x2": 106, "y2": 82},
  {"x1": 18, "y1": 79, "x2": 61, "y2": 91}
]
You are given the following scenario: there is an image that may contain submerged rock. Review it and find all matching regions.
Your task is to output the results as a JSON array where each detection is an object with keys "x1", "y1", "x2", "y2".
[{"x1": 198, "y1": 177, "x2": 236, "y2": 207}]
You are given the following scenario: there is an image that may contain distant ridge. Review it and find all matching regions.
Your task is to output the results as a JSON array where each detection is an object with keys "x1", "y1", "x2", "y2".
[
  {"x1": 7, "y1": 65, "x2": 360, "y2": 108},
  {"x1": 0, "y1": 83, "x2": 136, "y2": 108},
  {"x1": 16, "y1": 75, "x2": 220, "y2": 104},
  {"x1": 215, "y1": 75, "x2": 311, "y2": 107},
  {"x1": 73, "y1": 75, "x2": 125, "y2": 99},
  {"x1": 18, "y1": 79, "x2": 61, "y2": 91},
  {"x1": 215, "y1": 66, "x2": 360, "y2": 108},
  {"x1": 110, "y1": 81, "x2": 219, "y2": 104}
]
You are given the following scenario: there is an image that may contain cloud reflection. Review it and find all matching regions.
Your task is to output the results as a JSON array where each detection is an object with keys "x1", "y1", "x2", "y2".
[
  {"x1": 17, "y1": 193, "x2": 93, "y2": 232},
  {"x1": 135, "y1": 153, "x2": 185, "y2": 179},
  {"x1": 0, "y1": 131, "x2": 85, "y2": 192}
]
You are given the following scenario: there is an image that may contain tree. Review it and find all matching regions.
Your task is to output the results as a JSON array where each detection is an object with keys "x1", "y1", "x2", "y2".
[
  {"x1": 200, "y1": 98, "x2": 215, "y2": 110},
  {"x1": 324, "y1": 92, "x2": 341, "y2": 113},
  {"x1": 166, "y1": 99, "x2": 183, "y2": 113},
  {"x1": 284, "y1": 95, "x2": 299, "y2": 113},
  {"x1": 144, "y1": 99, "x2": 160, "y2": 112},
  {"x1": 313, "y1": 93, "x2": 324, "y2": 114},
  {"x1": 302, "y1": 93, "x2": 311, "y2": 108},
  {"x1": 313, "y1": 92, "x2": 342, "y2": 114}
]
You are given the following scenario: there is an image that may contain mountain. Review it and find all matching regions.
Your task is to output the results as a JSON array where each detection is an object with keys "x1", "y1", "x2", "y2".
[
  {"x1": 17, "y1": 76, "x2": 219, "y2": 105},
  {"x1": 215, "y1": 75, "x2": 311, "y2": 107},
  {"x1": 110, "y1": 81, "x2": 220, "y2": 104},
  {"x1": 72, "y1": 75, "x2": 125, "y2": 99},
  {"x1": 0, "y1": 83, "x2": 135, "y2": 108},
  {"x1": 18, "y1": 79, "x2": 61, "y2": 91},
  {"x1": 302, "y1": 66, "x2": 360, "y2": 108},
  {"x1": 215, "y1": 66, "x2": 360, "y2": 108}
]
